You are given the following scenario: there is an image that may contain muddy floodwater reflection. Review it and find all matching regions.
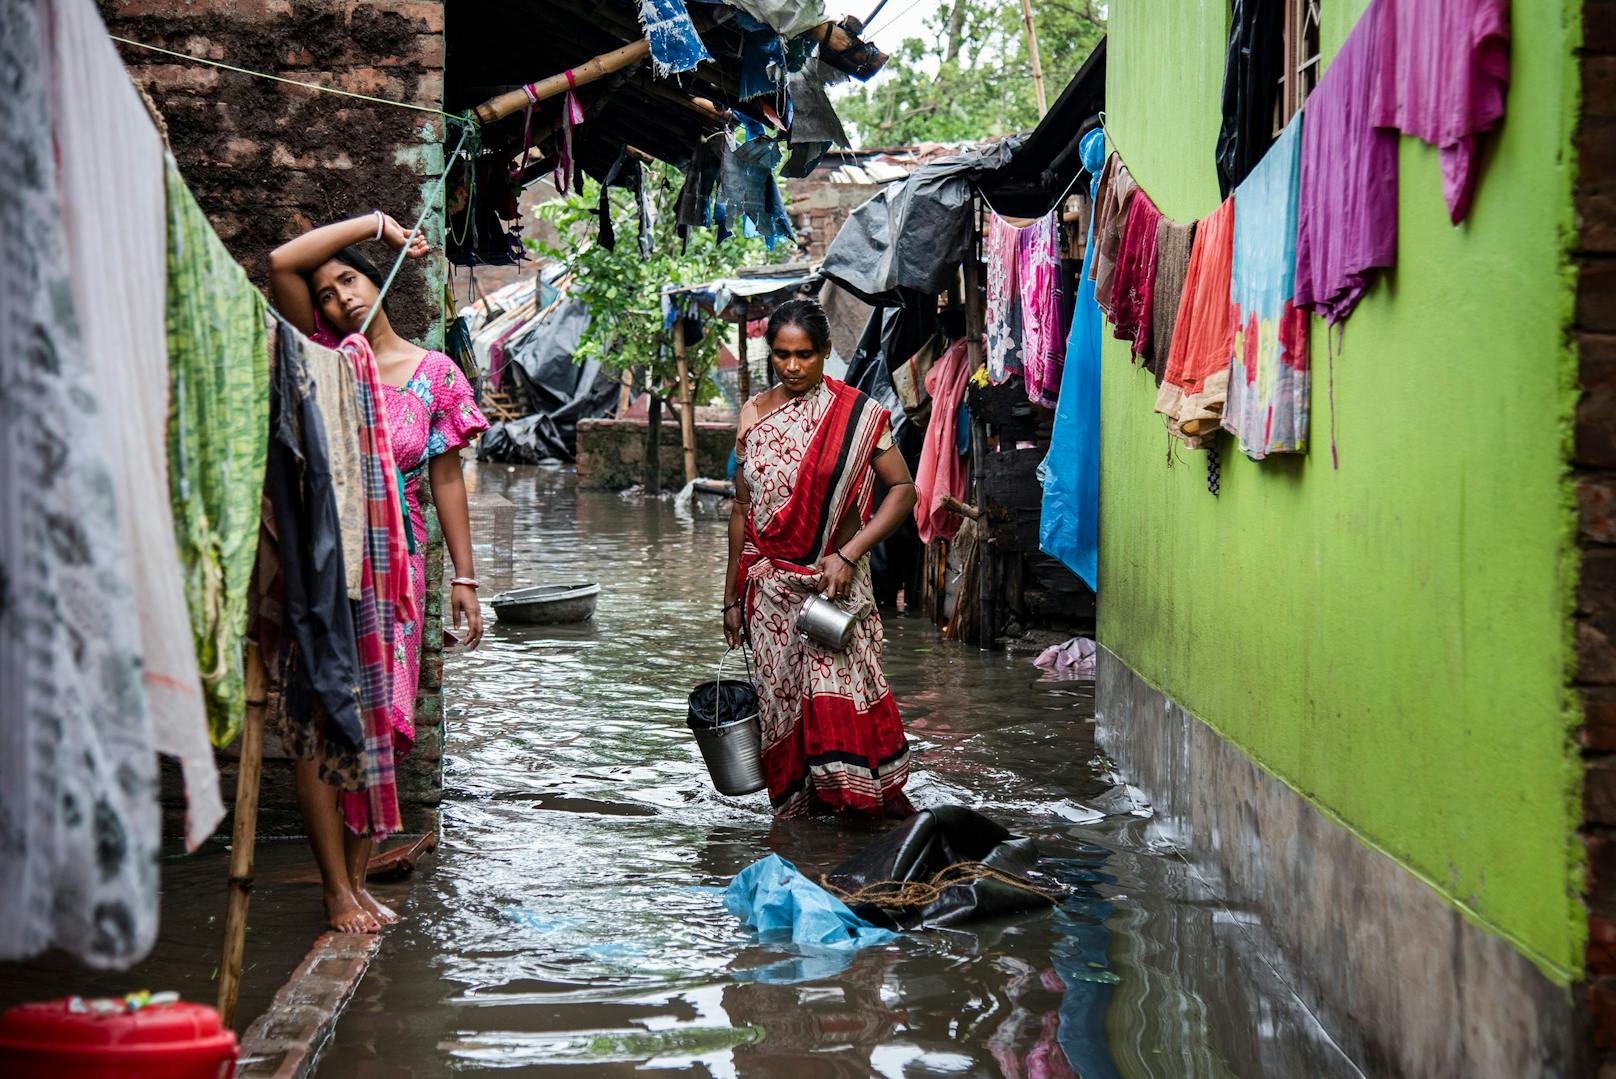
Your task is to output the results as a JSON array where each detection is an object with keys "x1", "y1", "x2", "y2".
[{"x1": 319, "y1": 465, "x2": 1358, "y2": 1078}]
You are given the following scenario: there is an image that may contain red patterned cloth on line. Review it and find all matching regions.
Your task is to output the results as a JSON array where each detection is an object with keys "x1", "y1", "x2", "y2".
[
  {"x1": 736, "y1": 378, "x2": 912, "y2": 817},
  {"x1": 337, "y1": 334, "x2": 411, "y2": 837}
]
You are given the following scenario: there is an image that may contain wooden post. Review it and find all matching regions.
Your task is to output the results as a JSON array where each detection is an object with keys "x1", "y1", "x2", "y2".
[
  {"x1": 961, "y1": 254, "x2": 995, "y2": 650},
  {"x1": 1017, "y1": 0, "x2": 1049, "y2": 118},
  {"x1": 735, "y1": 321, "x2": 750, "y2": 403},
  {"x1": 646, "y1": 392, "x2": 663, "y2": 495},
  {"x1": 217, "y1": 641, "x2": 268, "y2": 1026},
  {"x1": 473, "y1": 39, "x2": 651, "y2": 124},
  {"x1": 674, "y1": 318, "x2": 698, "y2": 486},
  {"x1": 617, "y1": 367, "x2": 634, "y2": 414}
]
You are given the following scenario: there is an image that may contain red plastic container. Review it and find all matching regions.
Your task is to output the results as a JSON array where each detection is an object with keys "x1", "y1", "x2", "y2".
[{"x1": 0, "y1": 998, "x2": 238, "y2": 1078}]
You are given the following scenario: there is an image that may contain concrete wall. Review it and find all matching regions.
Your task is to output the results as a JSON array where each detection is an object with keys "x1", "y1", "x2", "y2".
[
  {"x1": 576, "y1": 417, "x2": 735, "y2": 491},
  {"x1": 1101, "y1": 0, "x2": 1583, "y2": 985}
]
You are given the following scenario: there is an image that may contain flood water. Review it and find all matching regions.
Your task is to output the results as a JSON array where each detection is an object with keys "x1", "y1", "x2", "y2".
[{"x1": 320, "y1": 465, "x2": 1361, "y2": 1078}]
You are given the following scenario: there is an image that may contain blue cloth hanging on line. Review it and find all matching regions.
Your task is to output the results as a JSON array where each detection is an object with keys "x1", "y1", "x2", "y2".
[
  {"x1": 1037, "y1": 128, "x2": 1107, "y2": 590},
  {"x1": 637, "y1": 0, "x2": 712, "y2": 76}
]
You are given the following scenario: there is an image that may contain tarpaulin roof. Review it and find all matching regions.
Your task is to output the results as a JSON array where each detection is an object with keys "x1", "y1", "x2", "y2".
[
  {"x1": 662, "y1": 261, "x2": 821, "y2": 322},
  {"x1": 818, "y1": 37, "x2": 1107, "y2": 306}
]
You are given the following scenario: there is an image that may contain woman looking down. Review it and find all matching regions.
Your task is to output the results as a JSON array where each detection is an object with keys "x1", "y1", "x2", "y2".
[
  {"x1": 269, "y1": 212, "x2": 488, "y2": 931},
  {"x1": 723, "y1": 299, "x2": 918, "y2": 818}
]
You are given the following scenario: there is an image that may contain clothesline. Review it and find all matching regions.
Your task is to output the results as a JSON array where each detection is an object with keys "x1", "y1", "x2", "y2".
[
  {"x1": 359, "y1": 117, "x2": 477, "y2": 335},
  {"x1": 109, "y1": 35, "x2": 477, "y2": 125}
]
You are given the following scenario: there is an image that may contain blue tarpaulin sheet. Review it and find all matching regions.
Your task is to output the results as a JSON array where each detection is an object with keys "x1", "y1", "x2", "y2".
[
  {"x1": 723, "y1": 854, "x2": 899, "y2": 951},
  {"x1": 1037, "y1": 128, "x2": 1107, "y2": 590}
]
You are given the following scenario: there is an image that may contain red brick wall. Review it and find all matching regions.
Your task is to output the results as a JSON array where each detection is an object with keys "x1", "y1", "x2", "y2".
[
  {"x1": 101, "y1": 0, "x2": 446, "y2": 341},
  {"x1": 784, "y1": 176, "x2": 883, "y2": 261},
  {"x1": 1581, "y1": 1, "x2": 1616, "y2": 1061}
]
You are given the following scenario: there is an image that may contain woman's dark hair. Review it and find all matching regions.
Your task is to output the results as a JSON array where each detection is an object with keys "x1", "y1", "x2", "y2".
[
  {"x1": 765, "y1": 298, "x2": 832, "y2": 354},
  {"x1": 306, "y1": 245, "x2": 390, "y2": 319}
]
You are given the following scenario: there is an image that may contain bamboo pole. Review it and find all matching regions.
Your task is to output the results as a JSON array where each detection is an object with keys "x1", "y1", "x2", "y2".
[
  {"x1": 474, "y1": 39, "x2": 651, "y2": 125},
  {"x1": 674, "y1": 318, "x2": 698, "y2": 485},
  {"x1": 1017, "y1": 0, "x2": 1049, "y2": 118},
  {"x1": 617, "y1": 367, "x2": 634, "y2": 414},
  {"x1": 647, "y1": 391, "x2": 664, "y2": 494},
  {"x1": 735, "y1": 321, "x2": 750, "y2": 403},
  {"x1": 217, "y1": 640, "x2": 268, "y2": 1027}
]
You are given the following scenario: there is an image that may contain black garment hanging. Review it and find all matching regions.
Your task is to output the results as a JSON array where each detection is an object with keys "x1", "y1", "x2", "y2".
[
  {"x1": 266, "y1": 319, "x2": 364, "y2": 747},
  {"x1": 1215, "y1": 0, "x2": 1286, "y2": 198}
]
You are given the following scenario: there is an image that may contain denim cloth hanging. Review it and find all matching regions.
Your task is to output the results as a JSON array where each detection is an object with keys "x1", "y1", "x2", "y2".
[
  {"x1": 1037, "y1": 128, "x2": 1107, "y2": 590},
  {"x1": 736, "y1": 12, "x2": 786, "y2": 100},
  {"x1": 637, "y1": 0, "x2": 711, "y2": 76},
  {"x1": 718, "y1": 136, "x2": 795, "y2": 249}
]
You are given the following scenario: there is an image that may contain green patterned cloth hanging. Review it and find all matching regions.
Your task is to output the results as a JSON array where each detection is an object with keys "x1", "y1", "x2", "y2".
[{"x1": 163, "y1": 155, "x2": 269, "y2": 746}]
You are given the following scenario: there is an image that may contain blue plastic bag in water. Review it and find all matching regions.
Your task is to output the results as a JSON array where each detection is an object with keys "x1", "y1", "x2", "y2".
[{"x1": 723, "y1": 854, "x2": 899, "y2": 951}]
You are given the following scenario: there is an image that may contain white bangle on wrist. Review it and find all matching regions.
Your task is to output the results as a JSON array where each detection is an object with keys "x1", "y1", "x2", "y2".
[{"x1": 372, "y1": 209, "x2": 385, "y2": 240}]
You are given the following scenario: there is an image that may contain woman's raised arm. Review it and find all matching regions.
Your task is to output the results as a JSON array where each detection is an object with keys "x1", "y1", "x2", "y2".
[{"x1": 267, "y1": 212, "x2": 427, "y2": 335}]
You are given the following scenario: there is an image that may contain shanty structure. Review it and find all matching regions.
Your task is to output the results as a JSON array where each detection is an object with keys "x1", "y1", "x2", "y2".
[{"x1": 447, "y1": 1, "x2": 884, "y2": 188}]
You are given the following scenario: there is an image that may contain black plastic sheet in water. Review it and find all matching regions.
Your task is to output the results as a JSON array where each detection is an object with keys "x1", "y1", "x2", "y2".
[{"x1": 823, "y1": 805, "x2": 1054, "y2": 930}]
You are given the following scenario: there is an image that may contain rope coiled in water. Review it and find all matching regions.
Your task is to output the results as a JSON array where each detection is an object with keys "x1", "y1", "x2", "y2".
[{"x1": 818, "y1": 861, "x2": 1062, "y2": 910}]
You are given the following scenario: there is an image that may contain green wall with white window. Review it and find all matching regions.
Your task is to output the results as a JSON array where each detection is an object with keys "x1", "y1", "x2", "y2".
[{"x1": 1097, "y1": 0, "x2": 1584, "y2": 981}]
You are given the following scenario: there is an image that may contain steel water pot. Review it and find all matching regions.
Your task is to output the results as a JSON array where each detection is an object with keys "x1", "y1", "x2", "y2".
[{"x1": 796, "y1": 593, "x2": 856, "y2": 651}]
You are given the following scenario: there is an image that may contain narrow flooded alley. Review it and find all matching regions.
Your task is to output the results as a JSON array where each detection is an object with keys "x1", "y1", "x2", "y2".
[{"x1": 318, "y1": 467, "x2": 1358, "y2": 1077}]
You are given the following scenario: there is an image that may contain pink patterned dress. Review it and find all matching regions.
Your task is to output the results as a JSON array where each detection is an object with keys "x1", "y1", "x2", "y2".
[{"x1": 381, "y1": 351, "x2": 488, "y2": 746}]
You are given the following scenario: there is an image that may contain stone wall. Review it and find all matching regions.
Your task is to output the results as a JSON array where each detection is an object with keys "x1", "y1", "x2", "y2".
[
  {"x1": 102, "y1": 0, "x2": 447, "y2": 344},
  {"x1": 1578, "y1": 1, "x2": 1616, "y2": 1059},
  {"x1": 576, "y1": 418, "x2": 735, "y2": 491}
]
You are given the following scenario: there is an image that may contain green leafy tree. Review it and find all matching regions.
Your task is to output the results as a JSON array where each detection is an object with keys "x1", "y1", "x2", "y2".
[
  {"x1": 535, "y1": 163, "x2": 770, "y2": 404},
  {"x1": 840, "y1": 0, "x2": 1104, "y2": 145}
]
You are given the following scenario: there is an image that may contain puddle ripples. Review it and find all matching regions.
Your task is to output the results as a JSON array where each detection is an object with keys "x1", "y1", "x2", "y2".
[{"x1": 319, "y1": 466, "x2": 1361, "y2": 1078}]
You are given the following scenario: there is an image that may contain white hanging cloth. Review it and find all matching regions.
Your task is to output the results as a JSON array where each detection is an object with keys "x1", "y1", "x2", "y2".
[
  {"x1": 50, "y1": 0, "x2": 224, "y2": 851},
  {"x1": 0, "y1": 0, "x2": 160, "y2": 968}
]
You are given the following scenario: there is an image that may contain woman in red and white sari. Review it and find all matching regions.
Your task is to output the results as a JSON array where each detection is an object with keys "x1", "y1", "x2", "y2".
[{"x1": 723, "y1": 300, "x2": 919, "y2": 818}]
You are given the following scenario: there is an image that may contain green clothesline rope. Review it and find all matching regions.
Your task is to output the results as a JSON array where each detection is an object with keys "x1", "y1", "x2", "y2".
[
  {"x1": 110, "y1": 35, "x2": 476, "y2": 125},
  {"x1": 359, "y1": 117, "x2": 476, "y2": 336}
]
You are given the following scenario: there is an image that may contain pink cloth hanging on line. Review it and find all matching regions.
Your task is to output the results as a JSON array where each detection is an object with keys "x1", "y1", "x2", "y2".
[
  {"x1": 913, "y1": 338, "x2": 973, "y2": 545},
  {"x1": 1369, "y1": 0, "x2": 1510, "y2": 224},
  {"x1": 1019, "y1": 212, "x2": 1066, "y2": 409}
]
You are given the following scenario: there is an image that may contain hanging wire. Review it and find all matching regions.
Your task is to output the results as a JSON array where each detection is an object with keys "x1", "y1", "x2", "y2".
[{"x1": 110, "y1": 36, "x2": 476, "y2": 125}]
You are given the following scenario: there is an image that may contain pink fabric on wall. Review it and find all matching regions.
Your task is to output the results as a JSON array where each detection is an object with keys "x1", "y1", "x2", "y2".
[
  {"x1": 913, "y1": 339, "x2": 973, "y2": 545},
  {"x1": 1370, "y1": 0, "x2": 1510, "y2": 224}
]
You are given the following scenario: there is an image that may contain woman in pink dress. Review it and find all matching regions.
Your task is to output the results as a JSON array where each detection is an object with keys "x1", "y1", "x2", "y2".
[{"x1": 270, "y1": 213, "x2": 487, "y2": 932}]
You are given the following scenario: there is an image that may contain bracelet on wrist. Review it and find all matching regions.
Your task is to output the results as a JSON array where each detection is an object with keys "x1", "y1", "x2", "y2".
[
  {"x1": 372, "y1": 209, "x2": 385, "y2": 240},
  {"x1": 450, "y1": 576, "x2": 479, "y2": 589}
]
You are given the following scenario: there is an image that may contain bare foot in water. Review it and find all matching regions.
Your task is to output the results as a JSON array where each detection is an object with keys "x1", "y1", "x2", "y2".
[
  {"x1": 354, "y1": 887, "x2": 398, "y2": 926},
  {"x1": 325, "y1": 888, "x2": 380, "y2": 934}
]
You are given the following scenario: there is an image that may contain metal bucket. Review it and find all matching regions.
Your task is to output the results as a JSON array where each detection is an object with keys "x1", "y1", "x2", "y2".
[
  {"x1": 687, "y1": 650, "x2": 765, "y2": 797},
  {"x1": 796, "y1": 593, "x2": 856, "y2": 650}
]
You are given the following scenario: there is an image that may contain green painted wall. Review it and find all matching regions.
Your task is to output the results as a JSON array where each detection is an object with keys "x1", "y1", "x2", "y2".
[{"x1": 1099, "y1": 0, "x2": 1584, "y2": 980}]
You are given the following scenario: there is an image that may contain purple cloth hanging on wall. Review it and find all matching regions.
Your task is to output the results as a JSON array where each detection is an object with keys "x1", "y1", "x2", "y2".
[{"x1": 1293, "y1": 0, "x2": 1398, "y2": 326}]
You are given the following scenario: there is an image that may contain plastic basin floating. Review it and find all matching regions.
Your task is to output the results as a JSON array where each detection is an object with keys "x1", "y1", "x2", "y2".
[{"x1": 491, "y1": 582, "x2": 600, "y2": 625}]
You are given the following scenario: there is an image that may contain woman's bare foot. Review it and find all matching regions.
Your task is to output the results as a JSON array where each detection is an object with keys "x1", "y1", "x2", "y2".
[
  {"x1": 325, "y1": 888, "x2": 380, "y2": 934},
  {"x1": 354, "y1": 887, "x2": 398, "y2": 926}
]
